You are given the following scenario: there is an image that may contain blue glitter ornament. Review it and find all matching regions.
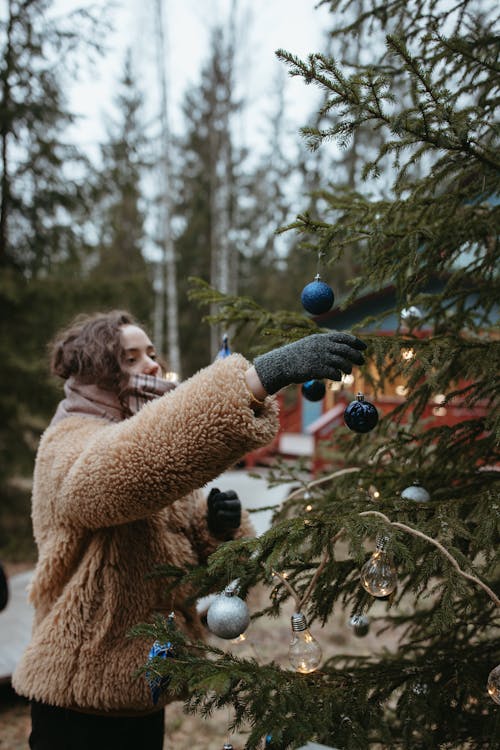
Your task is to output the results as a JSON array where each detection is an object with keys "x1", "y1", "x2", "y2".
[
  {"x1": 344, "y1": 393, "x2": 379, "y2": 433},
  {"x1": 301, "y1": 379, "x2": 326, "y2": 402},
  {"x1": 301, "y1": 274, "x2": 335, "y2": 315},
  {"x1": 265, "y1": 733, "x2": 274, "y2": 746},
  {"x1": 146, "y1": 639, "x2": 174, "y2": 705}
]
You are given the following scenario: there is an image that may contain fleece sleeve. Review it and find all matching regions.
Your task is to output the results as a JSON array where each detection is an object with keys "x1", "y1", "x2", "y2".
[{"x1": 40, "y1": 355, "x2": 279, "y2": 528}]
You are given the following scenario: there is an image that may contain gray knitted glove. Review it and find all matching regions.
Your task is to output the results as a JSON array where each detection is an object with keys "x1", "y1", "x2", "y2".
[{"x1": 253, "y1": 332, "x2": 367, "y2": 395}]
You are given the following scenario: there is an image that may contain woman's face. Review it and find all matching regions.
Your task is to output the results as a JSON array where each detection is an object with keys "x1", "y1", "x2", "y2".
[{"x1": 120, "y1": 325, "x2": 161, "y2": 377}]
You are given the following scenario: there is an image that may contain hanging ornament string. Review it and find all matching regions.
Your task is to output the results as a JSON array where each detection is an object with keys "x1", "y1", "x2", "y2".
[
  {"x1": 269, "y1": 467, "x2": 498, "y2": 607},
  {"x1": 270, "y1": 545, "x2": 333, "y2": 613},
  {"x1": 316, "y1": 250, "x2": 326, "y2": 277},
  {"x1": 359, "y1": 510, "x2": 500, "y2": 607},
  {"x1": 279, "y1": 467, "x2": 362, "y2": 511}
]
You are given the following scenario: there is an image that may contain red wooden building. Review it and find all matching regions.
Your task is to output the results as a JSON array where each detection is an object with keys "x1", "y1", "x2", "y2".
[{"x1": 244, "y1": 279, "x2": 491, "y2": 474}]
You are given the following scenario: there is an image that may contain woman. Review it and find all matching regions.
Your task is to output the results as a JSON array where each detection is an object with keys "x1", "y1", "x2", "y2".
[{"x1": 13, "y1": 310, "x2": 366, "y2": 749}]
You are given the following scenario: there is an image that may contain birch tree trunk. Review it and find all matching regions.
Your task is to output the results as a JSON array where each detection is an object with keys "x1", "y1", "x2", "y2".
[
  {"x1": 153, "y1": 0, "x2": 181, "y2": 377},
  {"x1": 209, "y1": 2, "x2": 238, "y2": 360}
]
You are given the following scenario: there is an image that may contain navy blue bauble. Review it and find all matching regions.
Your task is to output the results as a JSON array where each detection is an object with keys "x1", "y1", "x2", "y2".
[
  {"x1": 344, "y1": 393, "x2": 379, "y2": 433},
  {"x1": 301, "y1": 274, "x2": 334, "y2": 315},
  {"x1": 301, "y1": 379, "x2": 326, "y2": 402},
  {"x1": 349, "y1": 614, "x2": 370, "y2": 637}
]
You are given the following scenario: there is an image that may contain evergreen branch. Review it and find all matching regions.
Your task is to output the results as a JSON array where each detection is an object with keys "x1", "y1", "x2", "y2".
[
  {"x1": 435, "y1": 30, "x2": 500, "y2": 76},
  {"x1": 359, "y1": 510, "x2": 500, "y2": 606},
  {"x1": 271, "y1": 569, "x2": 301, "y2": 610},
  {"x1": 285, "y1": 466, "x2": 362, "y2": 503},
  {"x1": 272, "y1": 549, "x2": 334, "y2": 613},
  {"x1": 187, "y1": 277, "x2": 318, "y2": 351},
  {"x1": 298, "y1": 547, "x2": 338, "y2": 611}
]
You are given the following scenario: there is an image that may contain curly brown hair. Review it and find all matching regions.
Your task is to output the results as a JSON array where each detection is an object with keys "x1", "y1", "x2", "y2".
[{"x1": 49, "y1": 310, "x2": 140, "y2": 393}]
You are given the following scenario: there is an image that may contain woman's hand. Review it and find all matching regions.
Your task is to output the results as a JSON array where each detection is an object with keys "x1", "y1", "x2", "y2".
[
  {"x1": 206, "y1": 488, "x2": 242, "y2": 537},
  {"x1": 249, "y1": 331, "x2": 367, "y2": 396}
]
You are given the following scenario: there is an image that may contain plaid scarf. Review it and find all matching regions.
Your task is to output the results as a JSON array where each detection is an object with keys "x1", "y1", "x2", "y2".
[{"x1": 50, "y1": 374, "x2": 177, "y2": 427}]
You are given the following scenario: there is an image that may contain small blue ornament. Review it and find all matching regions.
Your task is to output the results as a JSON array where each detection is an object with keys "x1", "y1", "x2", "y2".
[
  {"x1": 265, "y1": 733, "x2": 273, "y2": 746},
  {"x1": 146, "y1": 639, "x2": 174, "y2": 705},
  {"x1": 344, "y1": 393, "x2": 379, "y2": 433},
  {"x1": 301, "y1": 379, "x2": 326, "y2": 402},
  {"x1": 216, "y1": 333, "x2": 231, "y2": 360},
  {"x1": 301, "y1": 274, "x2": 334, "y2": 315},
  {"x1": 349, "y1": 614, "x2": 370, "y2": 637}
]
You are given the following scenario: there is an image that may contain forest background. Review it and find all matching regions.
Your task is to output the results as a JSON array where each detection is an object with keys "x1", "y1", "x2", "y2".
[{"x1": 0, "y1": 0, "x2": 350, "y2": 562}]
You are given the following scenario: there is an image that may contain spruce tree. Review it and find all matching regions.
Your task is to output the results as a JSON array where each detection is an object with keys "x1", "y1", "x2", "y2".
[
  {"x1": 137, "y1": 0, "x2": 499, "y2": 747},
  {"x1": 0, "y1": 0, "x2": 104, "y2": 275},
  {"x1": 89, "y1": 52, "x2": 154, "y2": 326},
  {"x1": 0, "y1": 0, "x2": 106, "y2": 558}
]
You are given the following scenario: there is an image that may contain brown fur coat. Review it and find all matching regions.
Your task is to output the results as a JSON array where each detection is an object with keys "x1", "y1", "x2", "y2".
[{"x1": 12, "y1": 355, "x2": 279, "y2": 714}]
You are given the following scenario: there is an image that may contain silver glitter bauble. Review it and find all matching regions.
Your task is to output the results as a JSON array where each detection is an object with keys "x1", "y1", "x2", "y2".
[
  {"x1": 487, "y1": 664, "x2": 500, "y2": 705},
  {"x1": 349, "y1": 614, "x2": 370, "y2": 637},
  {"x1": 401, "y1": 480, "x2": 430, "y2": 503},
  {"x1": 223, "y1": 745, "x2": 234, "y2": 750},
  {"x1": 206, "y1": 585, "x2": 250, "y2": 640}
]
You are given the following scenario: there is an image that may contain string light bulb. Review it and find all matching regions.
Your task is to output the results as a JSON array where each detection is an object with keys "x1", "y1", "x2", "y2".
[
  {"x1": 360, "y1": 535, "x2": 398, "y2": 598},
  {"x1": 487, "y1": 664, "x2": 500, "y2": 704},
  {"x1": 401, "y1": 347, "x2": 415, "y2": 361},
  {"x1": 288, "y1": 612, "x2": 322, "y2": 673}
]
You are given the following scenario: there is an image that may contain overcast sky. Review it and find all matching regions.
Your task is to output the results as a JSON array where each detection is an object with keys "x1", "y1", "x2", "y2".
[{"x1": 63, "y1": 0, "x2": 332, "y2": 160}]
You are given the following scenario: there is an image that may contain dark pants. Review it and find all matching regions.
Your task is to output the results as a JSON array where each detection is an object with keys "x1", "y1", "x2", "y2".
[{"x1": 29, "y1": 700, "x2": 165, "y2": 750}]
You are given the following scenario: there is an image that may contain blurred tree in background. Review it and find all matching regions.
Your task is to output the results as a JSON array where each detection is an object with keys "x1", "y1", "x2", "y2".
[
  {"x1": 0, "y1": 0, "x2": 101, "y2": 558},
  {"x1": 0, "y1": 3, "x2": 153, "y2": 559},
  {"x1": 88, "y1": 51, "x2": 155, "y2": 325}
]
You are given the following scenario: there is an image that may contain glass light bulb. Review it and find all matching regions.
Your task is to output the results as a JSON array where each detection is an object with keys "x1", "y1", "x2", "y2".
[
  {"x1": 360, "y1": 535, "x2": 398, "y2": 597},
  {"x1": 288, "y1": 613, "x2": 322, "y2": 673},
  {"x1": 487, "y1": 664, "x2": 500, "y2": 705}
]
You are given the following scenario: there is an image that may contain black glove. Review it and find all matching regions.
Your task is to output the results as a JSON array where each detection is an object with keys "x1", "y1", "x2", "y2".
[
  {"x1": 207, "y1": 488, "x2": 242, "y2": 537},
  {"x1": 253, "y1": 331, "x2": 366, "y2": 395}
]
